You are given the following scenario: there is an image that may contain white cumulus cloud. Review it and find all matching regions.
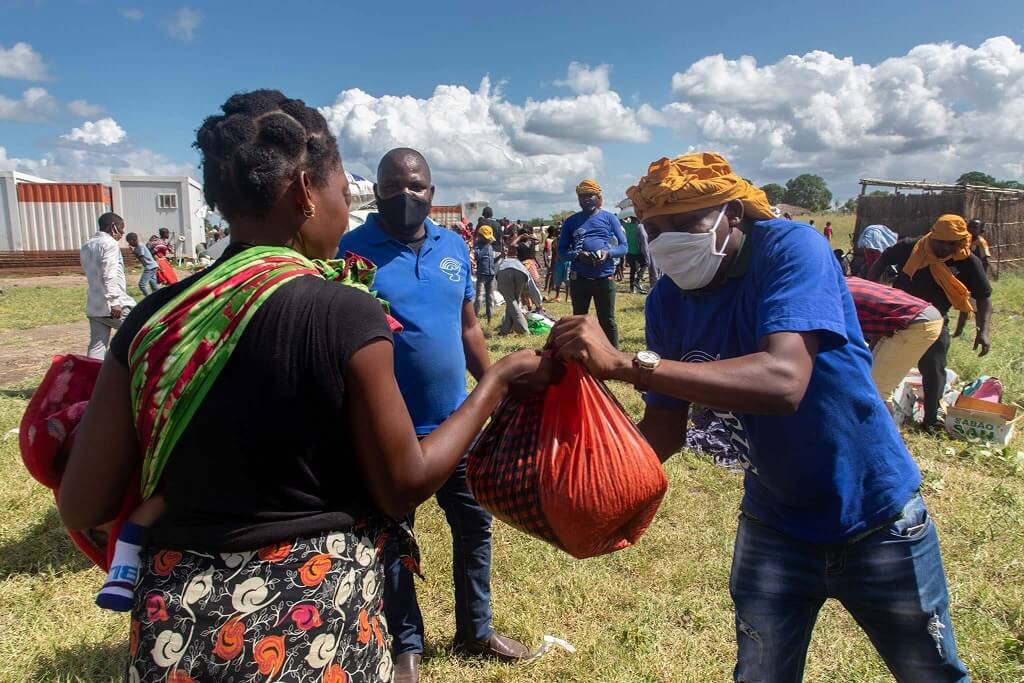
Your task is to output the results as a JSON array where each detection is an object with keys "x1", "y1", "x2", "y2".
[
  {"x1": 0, "y1": 42, "x2": 49, "y2": 81},
  {"x1": 319, "y1": 65, "x2": 651, "y2": 214},
  {"x1": 166, "y1": 7, "x2": 200, "y2": 42},
  {"x1": 0, "y1": 142, "x2": 192, "y2": 183},
  {"x1": 554, "y1": 62, "x2": 611, "y2": 95},
  {"x1": 660, "y1": 36, "x2": 1024, "y2": 192},
  {"x1": 68, "y1": 99, "x2": 106, "y2": 117},
  {"x1": 523, "y1": 91, "x2": 649, "y2": 144},
  {"x1": 0, "y1": 87, "x2": 57, "y2": 122},
  {"x1": 61, "y1": 118, "x2": 127, "y2": 146},
  {"x1": 320, "y1": 76, "x2": 611, "y2": 215}
]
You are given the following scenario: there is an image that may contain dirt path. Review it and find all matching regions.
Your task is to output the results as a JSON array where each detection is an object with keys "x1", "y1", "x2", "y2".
[
  {"x1": 0, "y1": 320, "x2": 90, "y2": 387},
  {"x1": 0, "y1": 274, "x2": 88, "y2": 289}
]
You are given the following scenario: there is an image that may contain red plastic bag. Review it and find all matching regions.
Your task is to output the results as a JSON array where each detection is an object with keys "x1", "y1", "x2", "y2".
[
  {"x1": 468, "y1": 362, "x2": 668, "y2": 559},
  {"x1": 20, "y1": 354, "x2": 140, "y2": 570}
]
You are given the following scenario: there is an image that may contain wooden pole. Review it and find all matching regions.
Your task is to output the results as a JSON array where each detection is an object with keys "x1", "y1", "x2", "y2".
[{"x1": 994, "y1": 196, "x2": 1001, "y2": 281}]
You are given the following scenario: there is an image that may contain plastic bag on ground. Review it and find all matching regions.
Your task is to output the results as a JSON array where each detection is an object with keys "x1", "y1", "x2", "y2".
[
  {"x1": 527, "y1": 312, "x2": 555, "y2": 336},
  {"x1": 468, "y1": 362, "x2": 668, "y2": 559}
]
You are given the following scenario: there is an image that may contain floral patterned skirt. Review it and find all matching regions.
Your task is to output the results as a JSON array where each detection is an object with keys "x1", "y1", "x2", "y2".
[{"x1": 127, "y1": 525, "x2": 397, "y2": 683}]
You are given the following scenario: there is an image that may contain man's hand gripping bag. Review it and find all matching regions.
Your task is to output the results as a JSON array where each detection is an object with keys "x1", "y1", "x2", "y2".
[{"x1": 468, "y1": 362, "x2": 668, "y2": 558}]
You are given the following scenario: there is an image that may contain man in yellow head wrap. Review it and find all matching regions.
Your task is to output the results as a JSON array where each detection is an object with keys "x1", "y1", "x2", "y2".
[
  {"x1": 549, "y1": 151, "x2": 970, "y2": 681},
  {"x1": 556, "y1": 177, "x2": 629, "y2": 347},
  {"x1": 868, "y1": 213, "x2": 993, "y2": 431}
]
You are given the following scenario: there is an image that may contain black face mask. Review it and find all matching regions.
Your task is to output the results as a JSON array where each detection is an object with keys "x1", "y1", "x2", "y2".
[{"x1": 377, "y1": 191, "x2": 431, "y2": 234}]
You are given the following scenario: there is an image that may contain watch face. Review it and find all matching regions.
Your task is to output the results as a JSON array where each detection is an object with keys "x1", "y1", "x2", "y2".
[{"x1": 637, "y1": 350, "x2": 660, "y2": 365}]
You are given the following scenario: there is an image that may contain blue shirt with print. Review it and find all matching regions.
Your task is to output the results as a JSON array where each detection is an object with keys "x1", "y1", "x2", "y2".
[
  {"x1": 557, "y1": 208, "x2": 628, "y2": 279},
  {"x1": 339, "y1": 215, "x2": 475, "y2": 435},
  {"x1": 644, "y1": 219, "x2": 920, "y2": 544},
  {"x1": 133, "y1": 243, "x2": 158, "y2": 271}
]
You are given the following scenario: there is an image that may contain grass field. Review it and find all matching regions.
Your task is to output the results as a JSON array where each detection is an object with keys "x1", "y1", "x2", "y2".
[{"x1": 1, "y1": 274, "x2": 1023, "y2": 682}]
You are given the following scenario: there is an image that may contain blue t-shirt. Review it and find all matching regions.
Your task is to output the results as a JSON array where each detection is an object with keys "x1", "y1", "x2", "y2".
[
  {"x1": 338, "y1": 215, "x2": 475, "y2": 435},
  {"x1": 644, "y1": 219, "x2": 921, "y2": 544},
  {"x1": 557, "y1": 208, "x2": 628, "y2": 279},
  {"x1": 133, "y1": 243, "x2": 158, "y2": 270}
]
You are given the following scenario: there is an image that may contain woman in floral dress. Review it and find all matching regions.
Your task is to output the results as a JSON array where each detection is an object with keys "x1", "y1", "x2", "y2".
[{"x1": 58, "y1": 89, "x2": 546, "y2": 683}]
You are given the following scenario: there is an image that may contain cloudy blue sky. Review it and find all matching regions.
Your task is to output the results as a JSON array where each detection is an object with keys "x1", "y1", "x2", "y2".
[{"x1": 2, "y1": 0, "x2": 1023, "y2": 217}]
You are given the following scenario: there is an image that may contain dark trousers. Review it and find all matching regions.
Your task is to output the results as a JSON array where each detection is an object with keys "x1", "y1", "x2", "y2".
[
  {"x1": 571, "y1": 276, "x2": 618, "y2": 348},
  {"x1": 731, "y1": 494, "x2": 968, "y2": 682},
  {"x1": 383, "y1": 456, "x2": 494, "y2": 655},
  {"x1": 626, "y1": 253, "x2": 647, "y2": 291},
  {"x1": 474, "y1": 274, "x2": 494, "y2": 323},
  {"x1": 918, "y1": 321, "x2": 950, "y2": 425}
]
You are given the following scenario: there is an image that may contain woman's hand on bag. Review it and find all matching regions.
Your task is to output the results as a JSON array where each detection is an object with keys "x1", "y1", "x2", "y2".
[
  {"x1": 491, "y1": 349, "x2": 562, "y2": 395},
  {"x1": 549, "y1": 315, "x2": 632, "y2": 381}
]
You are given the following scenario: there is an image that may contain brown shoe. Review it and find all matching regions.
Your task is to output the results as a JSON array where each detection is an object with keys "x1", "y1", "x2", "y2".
[
  {"x1": 453, "y1": 631, "x2": 530, "y2": 662},
  {"x1": 393, "y1": 653, "x2": 421, "y2": 683}
]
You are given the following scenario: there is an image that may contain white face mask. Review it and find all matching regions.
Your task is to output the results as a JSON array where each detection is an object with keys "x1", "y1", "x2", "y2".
[{"x1": 649, "y1": 205, "x2": 731, "y2": 291}]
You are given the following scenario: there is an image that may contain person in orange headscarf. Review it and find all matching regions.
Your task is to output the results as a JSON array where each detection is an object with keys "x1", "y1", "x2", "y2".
[
  {"x1": 868, "y1": 213, "x2": 993, "y2": 431},
  {"x1": 556, "y1": 178, "x2": 629, "y2": 347},
  {"x1": 953, "y1": 217, "x2": 992, "y2": 338},
  {"x1": 549, "y1": 151, "x2": 970, "y2": 682}
]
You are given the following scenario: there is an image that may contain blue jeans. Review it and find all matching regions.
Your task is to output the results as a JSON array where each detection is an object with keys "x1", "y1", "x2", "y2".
[
  {"x1": 383, "y1": 456, "x2": 493, "y2": 655},
  {"x1": 730, "y1": 494, "x2": 969, "y2": 682},
  {"x1": 139, "y1": 268, "x2": 159, "y2": 296}
]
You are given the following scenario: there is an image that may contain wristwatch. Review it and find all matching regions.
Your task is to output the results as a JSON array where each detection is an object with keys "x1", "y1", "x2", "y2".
[{"x1": 632, "y1": 350, "x2": 661, "y2": 391}]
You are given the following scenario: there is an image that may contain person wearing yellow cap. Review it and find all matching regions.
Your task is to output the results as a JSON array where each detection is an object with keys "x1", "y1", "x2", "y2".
[
  {"x1": 555, "y1": 178, "x2": 629, "y2": 347},
  {"x1": 473, "y1": 224, "x2": 498, "y2": 325},
  {"x1": 868, "y1": 214, "x2": 992, "y2": 431},
  {"x1": 550, "y1": 152, "x2": 969, "y2": 681}
]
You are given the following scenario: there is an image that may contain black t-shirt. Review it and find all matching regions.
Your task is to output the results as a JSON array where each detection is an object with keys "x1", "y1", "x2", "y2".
[
  {"x1": 110, "y1": 244, "x2": 393, "y2": 551},
  {"x1": 881, "y1": 237, "x2": 992, "y2": 315}
]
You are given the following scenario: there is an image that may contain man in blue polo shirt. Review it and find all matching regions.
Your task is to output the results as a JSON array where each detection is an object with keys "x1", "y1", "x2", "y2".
[
  {"x1": 557, "y1": 178, "x2": 628, "y2": 348},
  {"x1": 338, "y1": 148, "x2": 529, "y2": 683},
  {"x1": 550, "y1": 152, "x2": 968, "y2": 682}
]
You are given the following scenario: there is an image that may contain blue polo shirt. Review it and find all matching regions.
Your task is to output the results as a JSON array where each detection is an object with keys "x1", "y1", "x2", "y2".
[
  {"x1": 645, "y1": 219, "x2": 920, "y2": 544},
  {"x1": 338, "y1": 215, "x2": 475, "y2": 435},
  {"x1": 557, "y1": 208, "x2": 628, "y2": 279}
]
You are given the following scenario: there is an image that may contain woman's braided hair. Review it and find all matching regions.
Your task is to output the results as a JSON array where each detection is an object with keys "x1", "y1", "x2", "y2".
[{"x1": 194, "y1": 89, "x2": 341, "y2": 221}]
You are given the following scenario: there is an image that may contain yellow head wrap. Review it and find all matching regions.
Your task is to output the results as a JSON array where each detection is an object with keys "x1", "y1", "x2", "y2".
[
  {"x1": 902, "y1": 214, "x2": 974, "y2": 313},
  {"x1": 626, "y1": 152, "x2": 775, "y2": 221},
  {"x1": 478, "y1": 225, "x2": 495, "y2": 242},
  {"x1": 576, "y1": 179, "x2": 602, "y2": 195}
]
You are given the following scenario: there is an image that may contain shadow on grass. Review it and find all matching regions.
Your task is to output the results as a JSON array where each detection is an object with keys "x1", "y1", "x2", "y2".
[
  {"x1": 31, "y1": 639, "x2": 126, "y2": 682},
  {"x1": 0, "y1": 506, "x2": 93, "y2": 579},
  {"x1": 0, "y1": 386, "x2": 36, "y2": 398}
]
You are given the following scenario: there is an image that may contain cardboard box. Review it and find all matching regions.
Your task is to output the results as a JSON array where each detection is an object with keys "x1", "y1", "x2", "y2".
[{"x1": 944, "y1": 394, "x2": 1023, "y2": 445}]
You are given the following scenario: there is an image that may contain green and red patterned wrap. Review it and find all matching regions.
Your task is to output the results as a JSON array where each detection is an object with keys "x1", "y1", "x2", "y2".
[{"x1": 128, "y1": 245, "x2": 401, "y2": 498}]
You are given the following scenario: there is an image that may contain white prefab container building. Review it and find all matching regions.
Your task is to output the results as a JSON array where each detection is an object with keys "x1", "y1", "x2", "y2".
[
  {"x1": 0, "y1": 170, "x2": 66, "y2": 251},
  {"x1": 111, "y1": 176, "x2": 207, "y2": 259}
]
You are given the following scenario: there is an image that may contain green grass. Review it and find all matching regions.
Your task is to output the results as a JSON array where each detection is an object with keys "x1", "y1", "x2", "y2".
[
  {"x1": 0, "y1": 287, "x2": 87, "y2": 330},
  {"x1": 0, "y1": 282, "x2": 148, "y2": 332},
  {"x1": 798, "y1": 212, "x2": 857, "y2": 249},
  {"x1": 1, "y1": 280, "x2": 1023, "y2": 681}
]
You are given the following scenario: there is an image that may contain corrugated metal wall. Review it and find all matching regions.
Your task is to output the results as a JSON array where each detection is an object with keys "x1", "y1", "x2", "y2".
[{"x1": 15, "y1": 183, "x2": 113, "y2": 250}]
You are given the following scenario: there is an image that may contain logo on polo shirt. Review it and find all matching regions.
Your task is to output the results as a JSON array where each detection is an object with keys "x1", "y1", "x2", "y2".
[
  {"x1": 682, "y1": 349, "x2": 756, "y2": 475},
  {"x1": 439, "y1": 257, "x2": 462, "y2": 282}
]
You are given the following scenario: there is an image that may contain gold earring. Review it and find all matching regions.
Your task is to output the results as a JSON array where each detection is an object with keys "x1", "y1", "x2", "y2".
[{"x1": 303, "y1": 203, "x2": 316, "y2": 218}]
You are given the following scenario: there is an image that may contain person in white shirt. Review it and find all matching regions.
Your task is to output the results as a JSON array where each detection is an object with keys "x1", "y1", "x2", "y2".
[
  {"x1": 495, "y1": 246, "x2": 544, "y2": 335},
  {"x1": 80, "y1": 213, "x2": 137, "y2": 359}
]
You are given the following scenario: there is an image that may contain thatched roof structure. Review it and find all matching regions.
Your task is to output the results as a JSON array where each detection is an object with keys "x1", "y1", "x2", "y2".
[{"x1": 855, "y1": 178, "x2": 1024, "y2": 278}]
